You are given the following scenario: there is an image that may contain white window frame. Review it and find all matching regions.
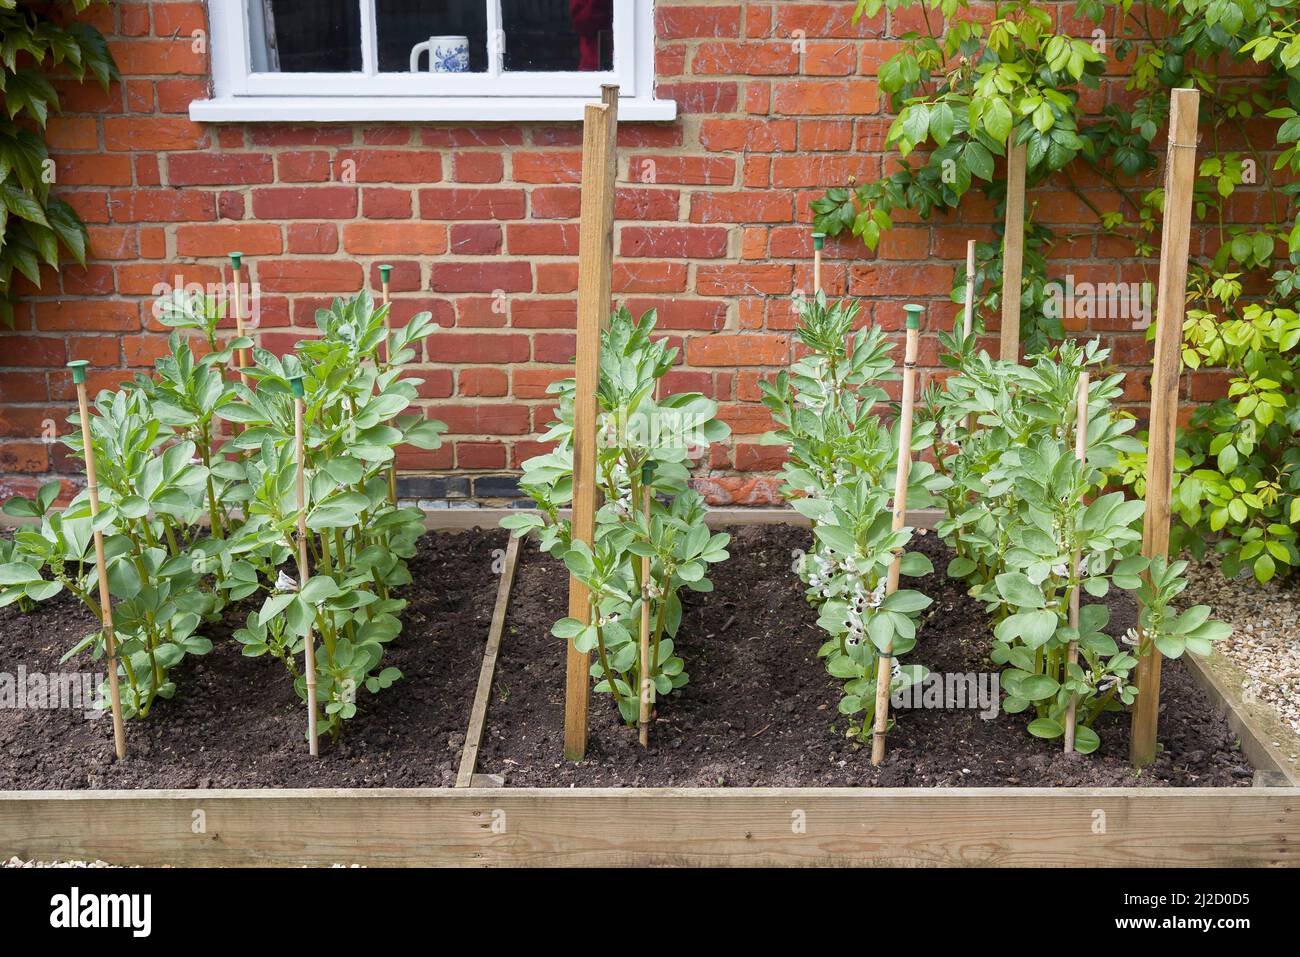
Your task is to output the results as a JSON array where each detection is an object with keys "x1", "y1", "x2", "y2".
[{"x1": 191, "y1": 0, "x2": 675, "y2": 122}]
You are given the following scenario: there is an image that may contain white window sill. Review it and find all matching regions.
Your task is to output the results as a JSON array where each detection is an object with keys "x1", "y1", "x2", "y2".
[{"x1": 189, "y1": 96, "x2": 677, "y2": 123}]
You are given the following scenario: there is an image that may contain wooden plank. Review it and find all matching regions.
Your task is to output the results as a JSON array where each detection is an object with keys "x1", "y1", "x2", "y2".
[
  {"x1": 999, "y1": 140, "x2": 1027, "y2": 361},
  {"x1": 455, "y1": 536, "x2": 520, "y2": 788},
  {"x1": 1132, "y1": 88, "x2": 1201, "y2": 767},
  {"x1": 0, "y1": 788, "x2": 1292, "y2": 868},
  {"x1": 565, "y1": 87, "x2": 619, "y2": 762}
]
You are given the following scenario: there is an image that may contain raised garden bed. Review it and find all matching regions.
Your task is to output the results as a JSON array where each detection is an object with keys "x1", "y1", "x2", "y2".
[{"x1": 1, "y1": 511, "x2": 1295, "y2": 868}]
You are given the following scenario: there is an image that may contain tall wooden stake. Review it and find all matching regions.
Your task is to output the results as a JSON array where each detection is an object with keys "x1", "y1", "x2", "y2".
[
  {"x1": 999, "y1": 141, "x2": 1027, "y2": 362},
  {"x1": 67, "y1": 360, "x2": 127, "y2": 760},
  {"x1": 1064, "y1": 370, "x2": 1089, "y2": 753},
  {"x1": 871, "y1": 303, "x2": 923, "y2": 766},
  {"x1": 564, "y1": 84, "x2": 619, "y2": 761},
  {"x1": 229, "y1": 252, "x2": 249, "y2": 388},
  {"x1": 638, "y1": 479, "x2": 652, "y2": 749},
  {"x1": 1131, "y1": 88, "x2": 1200, "y2": 768},
  {"x1": 291, "y1": 376, "x2": 320, "y2": 757},
  {"x1": 812, "y1": 231, "x2": 825, "y2": 293},
  {"x1": 379, "y1": 264, "x2": 397, "y2": 506}
]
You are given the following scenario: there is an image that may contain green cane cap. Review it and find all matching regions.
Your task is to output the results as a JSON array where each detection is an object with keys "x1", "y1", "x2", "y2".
[
  {"x1": 379, "y1": 264, "x2": 393, "y2": 282},
  {"x1": 641, "y1": 461, "x2": 655, "y2": 485},
  {"x1": 290, "y1": 376, "x2": 305, "y2": 398},
  {"x1": 67, "y1": 359, "x2": 90, "y2": 384},
  {"x1": 812, "y1": 231, "x2": 826, "y2": 251},
  {"x1": 229, "y1": 251, "x2": 243, "y2": 270},
  {"x1": 903, "y1": 303, "x2": 924, "y2": 330}
]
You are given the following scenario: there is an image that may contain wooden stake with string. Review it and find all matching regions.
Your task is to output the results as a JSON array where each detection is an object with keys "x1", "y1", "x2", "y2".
[
  {"x1": 291, "y1": 375, "x2": 320, "y2": 757},
  {"x1": 1131, "y1": 87, "x2": 1201, "y2": 767},
  {"x1": 67, "y1": 360, "x2": 127, "y2": 760},
  {"x1": 1064, "y1": 370, "x2": 1089, "y2": 753},
  {"x1": 871, "y1": 303, "x2": 923, "y2": 766},
  {"x1": 379, "y1": 264, "x2": 397, "y2": 506},
  {"x1": 564, "y1": 84, "x2": 619, "y2": 762}
]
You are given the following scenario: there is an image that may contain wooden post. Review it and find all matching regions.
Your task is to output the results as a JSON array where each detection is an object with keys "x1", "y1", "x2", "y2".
[
  {"x1": 1064, "y1": 370, "x2": 1089, "y2": 753},
  {"x1": 1131, "y1": 88, "x2": 1200, "y2": 768},
  {"x1": 564, "y1": 84, "x2": 619, "y2": 761},
  {"x1": 871, "y1": 303, "x2": 923, "y2": 766},
  {"x1": 638, "y1": 478, "x2": 652, "y2": 749},
  {"x1": 229, "y1": 252, "x2": 250, "y2": 388},
  {"x1": 379, "y1": 264, "x2": 397, "y2": 506},
  {"x1": 812, "y1": 231, "x2": 825, "y2": 294},
  {"x1": 67, "y1": 361, "x2": 127, "y2": 760},
  {"x1": 291, "y1": 376, "x2": 320, "y2": 757},
  {"x1": 999, "y1": 141, "x2": 1027, "y2": 361}
]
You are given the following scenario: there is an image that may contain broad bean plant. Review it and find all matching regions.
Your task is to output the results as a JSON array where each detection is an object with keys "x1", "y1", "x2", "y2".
[
  {"x1": 0, "y1": 289, "x2": 447, "y2": 741},
  {"x1": 502, "y1": 308, "x2": 731, "y2": 727},
  {"x1": 762, "y1": 293, "x2": 946, "y2": 742},
  {"x1": 928, "y1": 338, "x2": 1228, "y2": 751}
]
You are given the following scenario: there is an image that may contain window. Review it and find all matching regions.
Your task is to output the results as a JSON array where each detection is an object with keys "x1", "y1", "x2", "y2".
[{"x1": 192, "y1": 0, "x2": 673, "y2": 122}]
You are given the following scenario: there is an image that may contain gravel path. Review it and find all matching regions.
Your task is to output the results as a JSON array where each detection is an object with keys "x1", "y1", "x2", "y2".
[{"x1": 1182, "y1": 555, "x2": 1300, "y2": 751}]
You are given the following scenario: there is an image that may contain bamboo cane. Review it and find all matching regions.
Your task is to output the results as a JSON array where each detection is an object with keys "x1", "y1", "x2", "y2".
[
  {"x1": 812, "y1": 231, "x2": 825, "y2": 294},
  {"x1": 871, "y1": 303, "x2": 923, "y2": 766},
  {"x1": 229, "y1": 252, "x2": 249, "y2": 388},
  {"x1": 638, "y1": 474, "x2": 652, "y2": 749},
  {"x1": 999, "y1": 142, "x2": 1027, "y2": 361},
  {"x1": 962, "y1": 239, "x2": 977, "y2": 435},
  {"x1": 67, "y1": 361, "x2": 127, "y2": 759},
  {"x1": 1064, "y1": 370, "x2": 1090, "y2": 753},
  {"x1": 291, "y1": 376, "x2": 320, "y2": 757},
  {"x1": 378, "y1": 264, "x2": 397, "y2": 506}
]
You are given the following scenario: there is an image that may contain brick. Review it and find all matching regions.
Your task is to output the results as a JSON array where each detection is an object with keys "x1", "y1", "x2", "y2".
[
  {"x1": 168, "y1": 153, "x2": 273, "y2": 186},
  {"x1": 657, "y1": 5, "x2": 741, "y2": 38},
  {"x1": 429, "y1": 261, "x2": 532, "y2": 293},
  {"x1": 699, "y1": 118, "x2": 797, "y2": 152},
  {"x1": 512, "y1": 151, "x2": 583, "y2": 184},
  {"x1": 455, "y1": 441, "x2": 507, "y2": 469},
  {"x1": 691, "y1": 191, "x2": 793, "y2": 224},
  {"x1": 252, "y1": 187, "x2": 358, "y2": 219},
  {"x1": 450, "y1": 223, "x2": 503, "y2": 255},
  {"x1": 104, "y1": 117, "x2": 207, "y2": 150},
  {"x1": 433, "y1": 404, "x2": 531, "y2": 435},
  {"x1": 621, "y1": 226, "x2": 729, "y2": 258},
  {"x1": 287, "y1": 223, "x2": 339, "y2": 255},
  {"x1": 250, "y1": 126, "x2": 354, "y2": 147},
  {"x1": 109, "y1": 39, "x2": 206, "y2": 76},
  {"x1": 362, "y1": 188, "x2": 413, "y2": 219},
  {"x1": 655, "y1": 81, "x2": 738, "y2": 113},
  {"x1": 56, "y1": 155, "x2": 133, "y2": 186},
  {"x1": 458, "y1": 368, "x2": 509, "y2": 397},
  {"x1": 342, "y1": 223, "x2": 448, "y2": 255},
  {"x1": 176, "y1": 223, "x2": 282, "y2": 258},
  {"x1": 84, "y1": 226, "x2": 137, "y2": 260},
  {"x1": 35, "y1": 300, "x2": 140, "y2": 332},
  {"x1": 277, "y1": 151, "x2": 332, "y2": 183},
  {"x1": 688, "y1": 334, "x2": 789, "y2": 366},
  {"x1": 772, "y1": 79, "x2": 879, "y2": 116},
  {"x1": 613, "y1": 262, "x2": 688, "y2": 293},
  {"x1": 616, "y1": 187, "x2": 681, "y2": 221},
  {"x1": 627, "y1": 154, "x2": 734, "y2": 186},
  {"x1": 154, "y1": 3, "x2": 208, "y2": 37},
  {"x1": 419, "y1": 188, "x2": 526, "y2": 220},
  {"x1": 696, "y1": 263, "x2": 793, "y2": 295},
  {"x1": 452, "y1": 152, "x2": 504, "y2": 183},
  {"x1": 258, "y1": 260, "x2": 364, "y2": 293},
  {"x1": 108, "y1": 189, "x2": 215, "y2": 222},
  {"x1": 512, "y1": 367, "x2": 570, "y2": 399},
  {"x1": 692, "y1": 42, "x2": 799, "y2": 75},
  {"x1": 0, "y1": 443, "x2": 49, "y2": 473},
  {"x1": 336, "y1": 150, "x2": 441, "y2": 183},
  {"x1": 511, "y1": 299, "x2": 575, "y2": 329},
  {"x1": 506, "y1": 223, "x2": 579, "y2": 256},
  {"x1": 46, "y1": 117, "x2": 99, "y2": 151}
]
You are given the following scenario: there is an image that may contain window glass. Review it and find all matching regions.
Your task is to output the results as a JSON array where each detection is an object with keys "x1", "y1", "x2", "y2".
[
  {"x1": 502, "y1": 0, "x2": 613, "y2": 72},
  {"x1": 376, "y1": 0, "x2": 489, "y2": 73},
  {"x1": 254, "y1": 0, "x2": 362, "y2": 73}
]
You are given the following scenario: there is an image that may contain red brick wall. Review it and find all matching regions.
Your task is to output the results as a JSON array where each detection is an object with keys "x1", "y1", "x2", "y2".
[{"x1": 0, "y1": 1, "x2": 1271, "y2": 504}]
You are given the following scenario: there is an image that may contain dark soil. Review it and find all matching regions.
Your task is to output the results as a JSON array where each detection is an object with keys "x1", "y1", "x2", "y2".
[
  {"x1": 0, "y1": 527, "x2": 507, "y2": 789},
  {"x1": 478, "y1": 525, "x2": 1255, "y2": 787}
]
